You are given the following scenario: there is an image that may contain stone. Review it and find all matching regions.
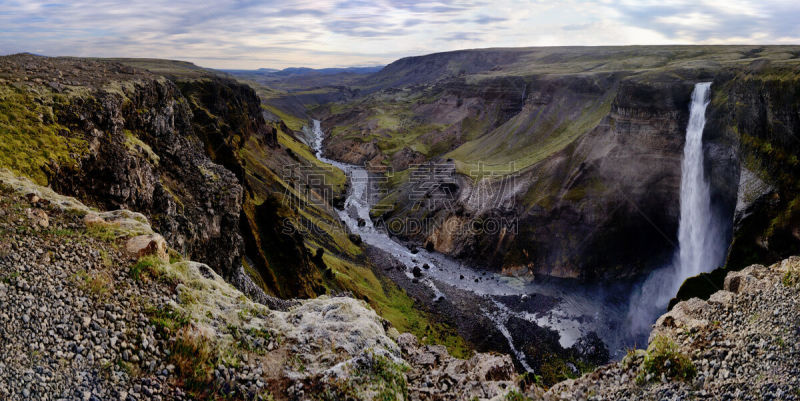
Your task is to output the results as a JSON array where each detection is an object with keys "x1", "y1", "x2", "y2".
[
  {"x1": 125, "y1": 234, "x2": 169, "y2": 263},
  {"x1": 25, "y1": 208, "x2": 49, "y2": 228}
]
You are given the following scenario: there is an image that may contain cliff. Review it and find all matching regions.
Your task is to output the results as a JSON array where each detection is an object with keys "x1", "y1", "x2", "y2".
[
  {"x1": 0, "y1": 54, "x2": 245, "y2": 281},
  {"x1": 318, "y1": 46, "x2": 800, "y2": 280},
  {"x1": 2, "y1": 169, "x2": 796, "y2": 400},
  {"x1": 0, "y1": 54, "x2": 473, "y2": 361}
]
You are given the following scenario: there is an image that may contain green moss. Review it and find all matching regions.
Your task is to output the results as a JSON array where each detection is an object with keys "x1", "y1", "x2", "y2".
[
  {"x1": 130, "y1": 255, "x2": 166, "y2": 281},
  {"x1": 783, "y1": 267, "x2": 800, "y2": 288},
  {"x1": 123, "y1": 129, "x2": 159, "y2": 165},
  {"x1": 146, "y1": 304, "x2": 191, "y2": 334},
  {"x1": 0, "y1": 85, "x2": 87, "y2": 185},
  {"x1": 449, "y1": 88, "x2": 615, "y2": 178},
  {"x1": 504, "y1": 390, "x2": 534, "y2": 401},
  {"x1": 316, "y1": 353, "x2": 409, "y2": 401},
  {"x1": 635, "y1": 335, "x2": 696, "y2": 384},
  {"x1": 261, "y1": 103, "x2": 306, "y2": 132}
]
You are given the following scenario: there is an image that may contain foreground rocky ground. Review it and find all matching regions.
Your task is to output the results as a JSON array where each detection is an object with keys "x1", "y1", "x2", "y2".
[
  {"x1": 2, "y1": 167, "x2": 799, "y2": 400},
  {"x1": 542, "y1": 259, "x2": 800, "y2": 400},
  {"x1": 0, "y1": 170, "x2": 522, "y2": 401}
]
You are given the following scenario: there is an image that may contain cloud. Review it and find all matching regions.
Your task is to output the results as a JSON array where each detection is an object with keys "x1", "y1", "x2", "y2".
[{"x1": 0, "y1": 0, "x2": 797, "y2": 69}]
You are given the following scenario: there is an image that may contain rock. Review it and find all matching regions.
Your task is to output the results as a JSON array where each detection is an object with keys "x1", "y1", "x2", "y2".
[
  {"x1": 412, "y1": 266, "x2": 423, "y2": 277},
  {"x1": 347, "y1": 233, "x2": 362, "y2": 245},
  {"x1": 724, "y1": 265, "x2": 768, "y2": 294},
  {"x1": 25, "y1": 208, "x2": 48, "y2": 228},
  {"x1": 125, "y1": 234, "x2": 169, "y2": 262}
]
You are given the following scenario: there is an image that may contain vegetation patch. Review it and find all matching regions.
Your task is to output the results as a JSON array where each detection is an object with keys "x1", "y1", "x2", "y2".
[
  {"x1": 146, "y1": 304, "x2": 191, "y2": 334},
  {"x1": 316, "y1": 353, "x2": 409, "y2": 401},
  {"x1": 73, "y1": 268, "x2": 113, "y2": 297},
  {"x1": 505, "y1": 390, "x2": 535, "y2": 401},
  {"x1": 130, "y1": 255, "x2": 166, "y2": 281},
  {"x1": 782, "y1": 266, "x2": 800, "y2": 288},
  {"x1": 321, "y1": 253, "x2": 471, "y2": 359},
  {"x1": 0, "y1": 85, "x2": 87, "y2": 185},
  {"x1": 635, "y1": 335, "x2": 696, "y2": 384},
  {"x1": 123, "y1": 129, "x2": 160, "y2": 165}
]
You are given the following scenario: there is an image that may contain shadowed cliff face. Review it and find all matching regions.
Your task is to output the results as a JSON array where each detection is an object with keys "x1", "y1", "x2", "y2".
[{"x1": 706, "y1": 67, "x2": 800, "y2": 270}]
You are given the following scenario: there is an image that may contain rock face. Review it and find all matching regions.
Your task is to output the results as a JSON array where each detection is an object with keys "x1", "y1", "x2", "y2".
[
  {"x1": 346, "y1": 75, "x2": 704, "y2": 279},
  {"x1": 706, "y1": 73, "x2": 800, "y2": 270},
  {"x1": 0, "y1": 54, "x2": 246, "y2": 280}
]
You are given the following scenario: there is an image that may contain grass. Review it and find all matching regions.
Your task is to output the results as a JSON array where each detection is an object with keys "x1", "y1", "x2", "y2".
[
  {"x1": 783, "y1": 267, "x2": 800, "y2": 288},
  {"x1": 84, "y1": 220, "x2": 150, "y2": 242},
  {"x1": 146, "y1": 304, "x2": 191, "y2": 334},
  {"x1": 74, "y1": 269, "x2": 113, "y2": 297},
  {"x1": 0, "y1": 84, "x2": 87, "y2": 185},
  {"x1": 169, "y1": 326, "x2": 218, "y2": 393},
  {"x1": 635, "y1": 335, "x2": 696, "y2": 384},
  {"x1": 123, "y1": 129, "x2": 159, "y2": 165},
  {"x1": 315, "y1": 353, "x2": 409, "y2": 401},
  {"x1": 261, "y1": 103, "x2": 306, "y2": 132},
  {"x1": 448, "y1": 87, "x2": 615, "y2": 178},
  {"x1": 505, "y1": 390, "x2": 534, "y2": 401},
  {"x1": 129, "y1": 255, "x2": 165, "y2": 281}
]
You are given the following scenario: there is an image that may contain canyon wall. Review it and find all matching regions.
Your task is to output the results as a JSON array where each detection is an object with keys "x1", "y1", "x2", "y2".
[{"x1": 319, "y1": 47, "x2": 800, "y2": 280}]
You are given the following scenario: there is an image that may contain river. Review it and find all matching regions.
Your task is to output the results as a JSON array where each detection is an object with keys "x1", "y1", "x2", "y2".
[{"x1": 306, "y1": 120, "x2": 649, "y2": 370}]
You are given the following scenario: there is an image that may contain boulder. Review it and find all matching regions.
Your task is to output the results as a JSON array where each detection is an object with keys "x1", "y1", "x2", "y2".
[
  {"x1": 125, "y1": 234, "x2": 169, "y2": 263},
  {"x1": 650, "y1": 297, "x2": 710, "y2": 342},
  {"x1": 724, "y1": 265, "x2": 768, "y2": 294}
]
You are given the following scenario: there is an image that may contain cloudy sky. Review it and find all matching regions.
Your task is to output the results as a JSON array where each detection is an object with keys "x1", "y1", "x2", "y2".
[{"x1": 1, "y1": 0, "x2": 799, "y2": 69}]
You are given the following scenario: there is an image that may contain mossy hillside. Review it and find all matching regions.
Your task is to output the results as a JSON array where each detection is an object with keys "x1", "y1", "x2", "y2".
[
  {"x1": 232, "y1": 109, "x2": 471, "y2": 356},
  {"x1": 0, "y1": 84, "x2": 87, "y2": 185},
  {"x1": 374, "y1": 45, "x2": 800, "y2": 88},
  {"x1": 447, "y1": 84, "x2": 615, "y2": 178},
  {"x1": 325, "y1": 88, "x2": 461, "y2": 161},
  {"x1": 239, "y1": 128, "x2": 471, "y2": 357}
]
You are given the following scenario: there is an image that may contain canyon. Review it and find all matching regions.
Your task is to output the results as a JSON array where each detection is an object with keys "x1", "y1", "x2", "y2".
[{"x1": 1, "y1": 46, "x2": 800, "y2": 399}]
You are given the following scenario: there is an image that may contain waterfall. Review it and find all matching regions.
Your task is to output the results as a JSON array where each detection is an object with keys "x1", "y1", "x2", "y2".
[
  {"x1": 626, "y1": 82, "x2": 725, "y2": 340},
  {"x1": 676, "y1": 82, "x2": 720, "y2": 280}
]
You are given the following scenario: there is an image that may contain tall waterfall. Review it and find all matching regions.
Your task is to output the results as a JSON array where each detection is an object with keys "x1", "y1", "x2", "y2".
[
  {"x1": 627, "y1": 82, "x2": 726, "y2": 339},
  {"x1": 676, "y1": 82, "x2": 719, "y2": 280}
]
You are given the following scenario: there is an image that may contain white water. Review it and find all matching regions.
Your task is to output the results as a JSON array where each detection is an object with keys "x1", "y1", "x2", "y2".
[{"x1": 626, "y1": 82, "x2": 726, "y2": 338}]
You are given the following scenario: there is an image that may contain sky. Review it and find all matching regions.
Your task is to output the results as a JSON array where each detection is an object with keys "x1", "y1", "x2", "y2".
[{"x1": 1, "y1": 0, "x2": 799, "y2": 70}]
